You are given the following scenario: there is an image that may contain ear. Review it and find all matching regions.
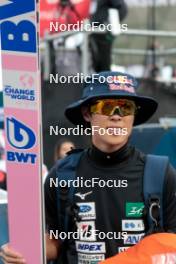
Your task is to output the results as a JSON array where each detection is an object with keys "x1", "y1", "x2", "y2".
[{"x1": 81, "y1": 106, "x2": 92, "y2": 122}]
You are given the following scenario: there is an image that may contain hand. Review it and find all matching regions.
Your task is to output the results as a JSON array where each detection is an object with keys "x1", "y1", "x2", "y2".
[{"x1": 0, "y1": 244, "x2": 26, "y2": 264}]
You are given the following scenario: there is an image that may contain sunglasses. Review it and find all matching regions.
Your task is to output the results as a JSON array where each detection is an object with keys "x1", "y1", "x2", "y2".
[{"x1": 90, "y1": 99, "x2": 138, "y2": 117}]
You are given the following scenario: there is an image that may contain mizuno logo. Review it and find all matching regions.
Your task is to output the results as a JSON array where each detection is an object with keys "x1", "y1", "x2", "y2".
[{"x1": 75, "y1": 191, "x2": 92, "y2": 200}]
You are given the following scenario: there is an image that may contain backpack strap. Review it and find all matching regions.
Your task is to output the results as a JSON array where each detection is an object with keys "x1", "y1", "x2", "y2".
[
  {"x1": 143, "y1": 154, "x2": 169, "y2": 233},
  {"x1": 56, "y1": 149, "x2": 85, "y2": 235}
]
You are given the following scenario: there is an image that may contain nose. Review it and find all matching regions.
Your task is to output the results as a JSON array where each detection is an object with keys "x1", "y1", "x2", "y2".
[{"x1": 109, "y1": 113, "x2": 122, "y2": 121}]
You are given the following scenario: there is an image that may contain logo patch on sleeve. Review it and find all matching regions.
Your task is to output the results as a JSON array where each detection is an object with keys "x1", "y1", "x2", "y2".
[
  {"x1": 77, "y1": 202, "x2": 96, "y2": 220},
  {"x1": 122, "y1": 220, "x2": 145, "y2": 231},
  {"x1": 77, "y1": 221, "x2": 96, "y2": 241},
  {"x1": 76, "y1": 242, "x2": 106, "y2": 254},
  {"x1": 123, "y1": 233, "x2": 145, "y2": 245},
  {"x1": 126, "y1": 202, "x2": 144, "y2": 218}
]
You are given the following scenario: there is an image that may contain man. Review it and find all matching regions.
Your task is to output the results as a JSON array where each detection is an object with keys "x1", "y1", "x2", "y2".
[
  {"x1": 90, "y1": 0, "x2": 128, "y2": 72},
  {"x1": 1, "y1": 71, "x2": 176, "y2": 264}
]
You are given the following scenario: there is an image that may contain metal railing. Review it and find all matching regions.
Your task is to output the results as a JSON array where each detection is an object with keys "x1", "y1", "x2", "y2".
[
  {"x1": 40, "y1": 27, "x2": 176, "y2": 81},
  {"x1": 113, "y1": 48, "x2": 176, "y2": 56}
]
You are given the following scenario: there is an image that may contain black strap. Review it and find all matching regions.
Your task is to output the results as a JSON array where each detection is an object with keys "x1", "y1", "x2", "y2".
[{"x1": 143, "y1": 155, "x2": 169, "y2": 233}]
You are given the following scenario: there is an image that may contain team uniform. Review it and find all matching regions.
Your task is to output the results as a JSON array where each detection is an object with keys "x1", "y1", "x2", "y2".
[
  {"x1": 44, "y1": 71, "x2": 176, "y2": 264},
  {"x1": 45, "y1": 144, "x2": 176, "y2": 264}
]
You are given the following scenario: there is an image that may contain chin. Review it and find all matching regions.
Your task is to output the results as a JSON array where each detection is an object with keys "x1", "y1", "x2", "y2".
[{"x1": 102, "y1": 135, "x2": 128, "y2": 147}]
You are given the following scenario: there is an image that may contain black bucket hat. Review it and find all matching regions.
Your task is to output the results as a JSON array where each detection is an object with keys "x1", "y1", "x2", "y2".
[{"x1": 65, "y1": 71, "x2": 158, "y2": 126}]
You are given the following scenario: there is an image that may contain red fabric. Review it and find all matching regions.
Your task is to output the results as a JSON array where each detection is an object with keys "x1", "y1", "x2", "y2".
[
  {"x1": 40, "y1": 0, "x2": 90, "y2": 38},
  {"x1": 0, "y1": 171, "x2": 5, "y2": 182}
]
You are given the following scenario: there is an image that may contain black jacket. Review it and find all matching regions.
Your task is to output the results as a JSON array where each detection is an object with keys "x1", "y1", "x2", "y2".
[{"x1": 91, "y1": 0, "x2": 128, "y2": 23}]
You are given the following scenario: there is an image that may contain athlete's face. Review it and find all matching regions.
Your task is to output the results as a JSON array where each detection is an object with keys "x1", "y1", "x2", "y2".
[{"x1": 82, "y1": 105, "x2": 134, "y2": 153}]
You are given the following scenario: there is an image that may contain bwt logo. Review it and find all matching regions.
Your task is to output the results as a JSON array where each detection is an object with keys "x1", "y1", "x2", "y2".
[
  {"x1": 7, "y1": 117, "x2": 36, "y2": 149},
  {"x1": 0, "y1": 0, "x2": 36, "y2": 53},
  {"x1": 7, "y1": 152, "x2": 37, "y2": 164},
  {"x1": 6, "y1": 118, "x2": 37, "y2": 164}
]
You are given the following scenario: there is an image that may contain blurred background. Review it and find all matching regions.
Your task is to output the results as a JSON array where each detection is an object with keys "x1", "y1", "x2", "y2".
[{"x1": 39, "y1": 0, "x2": 176, "y2": 170}]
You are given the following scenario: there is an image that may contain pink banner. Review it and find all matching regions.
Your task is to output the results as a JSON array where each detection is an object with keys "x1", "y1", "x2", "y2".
[{"x1": 0, "y1": 1, "x2": 44, "y2": 263}]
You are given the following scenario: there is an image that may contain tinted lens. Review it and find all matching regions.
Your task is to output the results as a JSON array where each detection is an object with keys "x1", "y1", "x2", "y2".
[
  {"x1": 90, "y1": 99, "x2": 136, "y2": 116},
  {"x1": 116, "y1": 100, "x2": 136, "y2": 116},
  {"x1": 101, "y1": 101, "x2": 116, "y2": 115}
]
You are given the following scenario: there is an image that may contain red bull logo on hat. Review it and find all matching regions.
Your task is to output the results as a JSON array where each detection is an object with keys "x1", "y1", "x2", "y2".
[
  {"x1": 113, "y1": 75, "x2": 134, "y2": 85},
  {"x1": 108, "y1": 75, "x2": 135, "y2": 93},
  {"x1": 109, "y1": 83, "x2": 135, "y2": 93}
]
